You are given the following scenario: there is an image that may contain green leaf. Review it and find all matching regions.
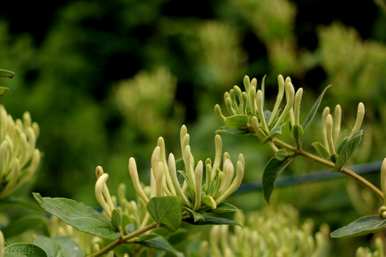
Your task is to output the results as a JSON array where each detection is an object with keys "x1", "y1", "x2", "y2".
[
  {"x1": 111, "y1": 209, "x2": 122, "y2": 232},
  {"x1": 0, "y1": 69, "x2": 15, "y2": 79},
  {"x1": 331, "y1": 215, "x2": 386, "y2": 238},
  {"x1": 224, "y1": 115, "x2": 248, "y2": 129},
  {"x1": 0, "y1": 87, "x2": 9, "y2": 96},
  {"x1": 136, "y1": 234, "x2": 184, "y2": 257},
  {"x1": 33, "y1": 236, "x2": 84, "y2": 257},
  {"x1": 302, "y1": 85, "x2": 331, "y2": 129},
  {"x1": 292, "y1": 125, "x2": 304, "y2": 148},
  {"x1": 147, "y1": 196, "x2": 182, "y2": 230},
  {"x1": 273, "y1": 149, "x2": 293, "y2": 161},
  {"x1": 212, "y1": 202, "x2": 238, "y2": 214},
  {"x1": 336, "y1": 130, "x2": 363, "y2": 168},
  {"x1": 262, "y1": 157, "x2": 294, "y2": 202},
  {"x1": 5, "y1": 243, "x2": 47, "y2": 257},
  {"x1": 186, "y1": 213, "x2": 238, "y2": 225},
  {"x1": 3, "y1": 214, "x2": 47, "y2": 238},
  {"x1": 33, "y1": 193, "x2": 118, "y2": 240},
  {"x1": 312, "y1": 142, "x2": 330, "y2": 159}
]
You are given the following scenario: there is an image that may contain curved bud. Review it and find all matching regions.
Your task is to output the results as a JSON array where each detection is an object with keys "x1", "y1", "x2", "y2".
[
  {"x1": 153, "y1": 161, "x2": 164, "y2": 196},
  {"x1": 350, "y1": 102, "x2": 365, "y2": 138},
  {"x1": 322, "y1": 107, "x2": 331, "y2": 152},
  {"x1": 255, "y1": 90, "x2": 268, "y2": 132},
  {"x1": 219, "y1": 159, "x2": 235, "y2": 194},
  {"x1": 216, "y1": 154, "x2": 245, "y2": 204},
  {"x1": 157, "y1": 137, "x2": 176, "y2": 195},
  {"x1": 0, "y1": 230, "x2": 4, "y2": 257},
  {"x1": 168, "y1": 153, "x2": 190, "y2": 205},
  {"x1": 128, "y1": 157, "x2": 149, "y2": 203},
  {"x1": 273, "y1": 78, "x2": 295, "y2": 129},
  {"x1": 95, "y1": 170, "x2": 114, "y2": 218},
  {"x1": 214, "y1": 104, "x2": 226, "y2": 121},
  {"x1": 269, "y1": 74, "x2": 285, "y2": 126}
]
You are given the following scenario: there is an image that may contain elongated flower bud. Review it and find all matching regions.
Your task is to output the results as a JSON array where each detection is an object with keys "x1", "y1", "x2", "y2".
[
  {"x1": 211, "y1": 135, "x2": 223, "y2": 181},
  {"x1": 294, "y1": 88, "x2": 303, "y2": 126},
  {"x1": 381, "y1": 158, "x2": 386, "y2": 206},
  {"x1": 157, "y1": 137, "x2": 176, "y2": 195},
  {"x1": 168, "y1": 153, "x2": 190, "y2": 205},
  {"x1": 0, "y1": 230, "x2": 4, "y2": 257},
  {"x1": 128, "y1": 157, "x2": 149, "y2": 203},
  {"x1": 349, "y1": 102, "x2": 365, "y2": 138},
  {"x1": 268, "y1": 75, "x2": 285, "y2": 126},
  {"x1": 325, "y1": 114, "x2": 336, "y2": 155},
  {"x1": 194, "y1": 161, "x2": 203, "y2": 209},
  {"x1": 95, "y1": 166, "x2": 114, "y2": 218},
  {"x1": 333, "y1": 104, "x2": 342, "y2": 141},
  {"x1": 255, "y1": 90, "x2": 269, "y2": 132}
]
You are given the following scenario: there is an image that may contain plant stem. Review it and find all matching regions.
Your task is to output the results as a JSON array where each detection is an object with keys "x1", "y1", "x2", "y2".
[
  {"x1": 87, "y1": 223, "x2": 158, "y2": 257},
  {"x1": 272, "y1": 138, "x2": 384, "y2": 200}
]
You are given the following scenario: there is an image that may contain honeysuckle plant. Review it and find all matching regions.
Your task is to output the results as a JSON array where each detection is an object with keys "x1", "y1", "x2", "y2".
[
  {"x1": 191, "y1": 205, "x2": 330, "y2": 257},
  {"x1": 29, "y1": 125, "x2": 244, "y2": 257},
  {"x1": 214, "y1": 74, "x2": 386, "y2": 239}
]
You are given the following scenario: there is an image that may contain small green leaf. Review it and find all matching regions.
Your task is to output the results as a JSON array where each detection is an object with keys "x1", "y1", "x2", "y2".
[
  {"x1": 312, "y1": 142, "x2": 330, "y2": 159},
  {"x1": 186, "y1": 213, "x2": 238, "y2": 225},
  {"x1": 147, "y1": 196, "x2": 182, "y2": 231},
  {"x1": 302, "y1": 85, "x2": 331, "y2": 129},
  {"x1": 136, "y1": 234, "x2": 184, "y2": 257},
  {"x1": 224, "y1": 115, "x2": 248, "y2": 129},
  {"x1": 33, "y1": 193, "x2": 118, "y2": 240},
  {"x1": 262, "y1": 157, "x2": 294, "y2": 202},
  {"x1": 212, "y1": 202, "x2": 238, "y2": 214},
  {"x1": 33, "y1": 236, "x2": 84, "y2": 257},
  {"x1": 5, "y1": 243, "x2": 47, "y2": 257},
  {"x1": 111, "y1": 209, "x2": 122, "y2": 232},
  {"x1": 292, "y1": 125, "x2": 304, "y2": 148},
  {"x1": 336, "y1": 130, "x2": 363, "y2": 169},
  {"x1": 273, "y1": 149, "x2": 293, "y2": 161},
  {"x1": 331, "y1": 215, "x2": 386, "y2": 238}
]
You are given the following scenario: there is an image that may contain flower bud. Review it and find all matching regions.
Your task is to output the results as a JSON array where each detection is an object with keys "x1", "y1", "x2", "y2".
[
  {"x1": 128, "y1": 157, "x2": 149, "y2": 203},
  {"x1": 350, "y1": 102, "x2": 365, "y2": 138}
]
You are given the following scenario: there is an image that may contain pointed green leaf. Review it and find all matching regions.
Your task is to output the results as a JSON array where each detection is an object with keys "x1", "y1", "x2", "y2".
[
  {"x1": 33, "y1": 236, "x2": 84, "y2": 257},
  {"x1": 262, "y1": 157, "x2": 294, "y2": 202},
  {"x1": 0, "y1": 69, "x2": 15, "y2": 79},
  {"x1": 5, "y1": 243, "x2": 47, "y2": 257},
  {"x1": 33, "y1": 193, "x2": 118, "y2": 240},
  {"x1": 224, "y1": 115, "x2": 248, "y2": 129},
  {"x1": 302, "y1": 85, "x2": 331, "y2": 129},
  {"x1": 136, "y1": 234, "x2": 184, "y2": 257},
  {"x1": 336, "y1": 130, "x2": 363, "y2": 169},
  {"x1": 185, "y1": 213, "x2": 238, "y2": 225},
  {"x1": 331, "y1": 215, "x2": 386, "y2": 238},
  {"x1": 147, "y1": 196, "x2": 182, "y2": 231},
  {"x1": 212, "y1": 202, "x2": 238, "y2": 214},
  {"x1": 312, "y1": 142, "x2": 330, "y2": 159}
]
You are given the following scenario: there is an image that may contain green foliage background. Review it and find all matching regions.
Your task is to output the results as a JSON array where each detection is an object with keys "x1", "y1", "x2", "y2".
[{"x1": 0, "y1": 0, "x2": 386, "y2": 256}]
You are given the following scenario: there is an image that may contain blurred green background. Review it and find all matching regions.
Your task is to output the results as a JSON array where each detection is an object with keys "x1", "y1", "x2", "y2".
[{"x1": 0, "y1": 0, "x2": 386, "y2": 255}]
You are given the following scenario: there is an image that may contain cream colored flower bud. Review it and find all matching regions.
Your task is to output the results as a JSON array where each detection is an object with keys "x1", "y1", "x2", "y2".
[
  {"x1": 381, "y1": 158, "x2": 386, "y2": 206},
  {"x1": 211, "y1": 135, "x2": 223, "y2": 181},
  {"x1": 325, "y1": 114, "x2": 336, "y2": 155},
  {"x1": 269, "y1": 75, "x2": 285, "y2": 126},
  {"x1": 128, "y1": 157, "x2": 149, "y2": 203},
  {"x1": 168, "y1": 153, "x2": 189, "y2": 205},
  {"x1": 333, "y1": 104, "x2": 342, "y2": 141},
  {"x1": 95, "y1": 167, "x2": 114, "y2": 218},
  {"x1": 219, "y1": 159, "x2": 234, "y2": 194},
  {"x1": 350, "y1": 102, "x2": 365, "y2": 138},
  {"x1": 194, "y1": 161, "x2": 203, "y2": 209},
  {"x1": 214, "y1": 104, "x2": 226, "y2": 121},
  {"x1": 0, "y1": 230, "x2": 4, "y2": 257},
  {"x1": 294, "y1": 88, "x2": 303, "y2": 126},
  {"x1": 255, "y1": 90, "x2": 268, "y2": 132}
]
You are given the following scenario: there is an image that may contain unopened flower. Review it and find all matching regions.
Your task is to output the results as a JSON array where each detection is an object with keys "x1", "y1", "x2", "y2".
[
  {"x1": 128, "y1": 125, "x2": 245, "y2": 210},
  {"x1": 0, "y1": 105, "x2": 40, "y2": 198}
]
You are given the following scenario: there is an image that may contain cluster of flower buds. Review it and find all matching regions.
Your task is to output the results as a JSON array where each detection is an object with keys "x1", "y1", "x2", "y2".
[
  {"x1": 199, "y1": 205, "x2": 330, "y2": 257},
  {"x1": 128, "y1": 125, "x2": 245, "y2": 210},
  {"x1": 314, "y1": 102, "x2": 365, "y2": 161},
  {"x1": 215, "y1": 75, "x2": 296, "y2": 140},
  {"x1": 94, "y1": 166, "x2": 148, "y2": 229},
  {"x1": 0, "y1": 105, "x2": 40, "y2": 198},
  {"x1": 355, "y1": 238, "x2": 384, "y2": 257}
]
